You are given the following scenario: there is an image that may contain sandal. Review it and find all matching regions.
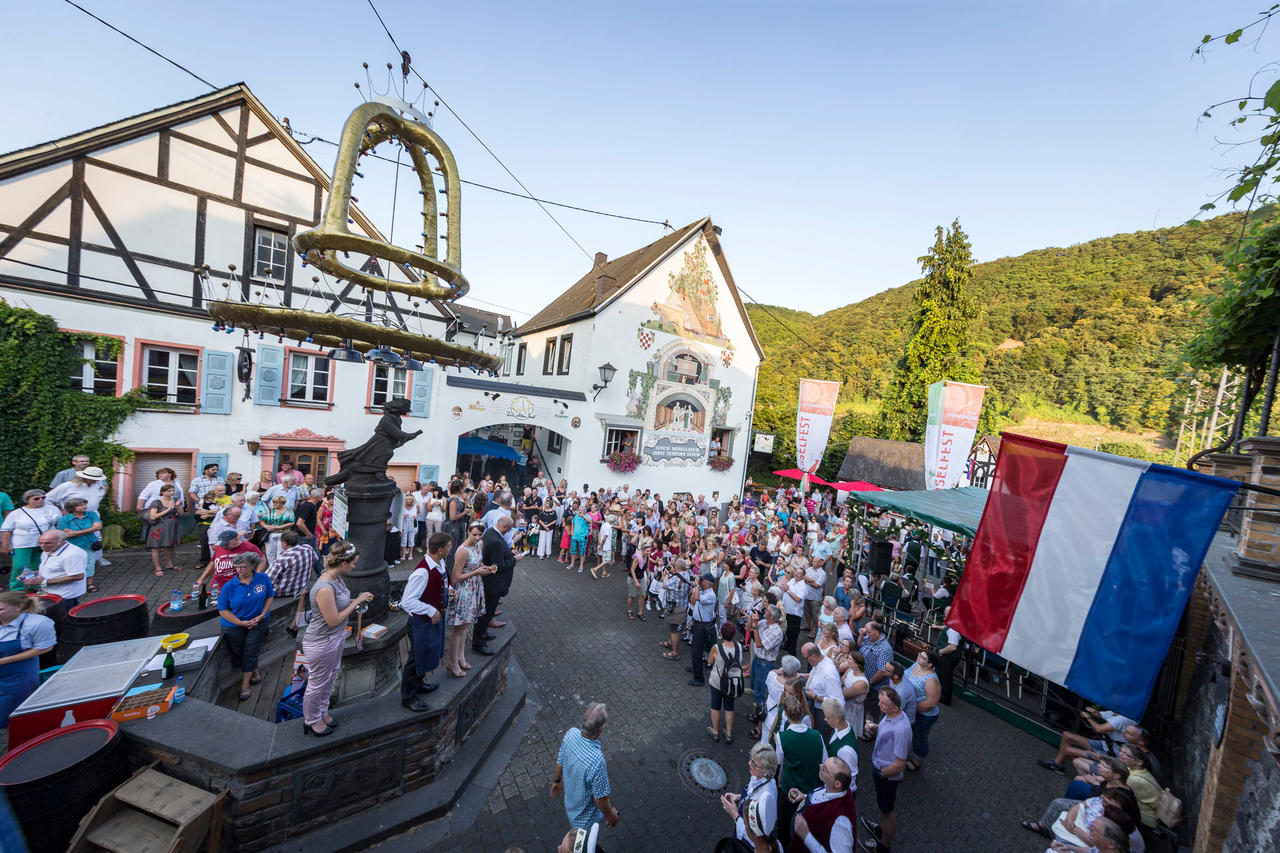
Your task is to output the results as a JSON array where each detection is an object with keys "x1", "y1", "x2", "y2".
[
  {"x1": 448, "y1": 666, "x2": 465, "y2": 678},
  {"x1": 636, "y1": 612, "x2": 646, "y2": 621},
  {"x1": 659, "y1": 641, "x2": 672, "y2": 649},
  {"x1": 154, "y1": 569, "x2": 165, "y2": 577},
  {"x1": 239, "y1": 689, "x2": 252, "y2": 702},
  {"x1": 250, "y1": 674, "x2": 262, "y2": 686},
  {"x1": 749, "y1": 726, "x2": 762, "y2": 740},
  {"x1": 87, "y1": 583, "x2": 99, "y2": 593},
  {"x1": 1020, "y1": 821, "x2": 1051, "y2": 839},
  {"x1": 628, "y1": 612, "x2": 635, "y2": 620},
  {"x1": 725, "y1": 734, "x2": 733, "y2": 744},
  {"x1": 662, "y1": 652, "x2": 679, "y2": 660},
  {"x1": 708, "y1": 727, "x2": 720, "y2": 742}
]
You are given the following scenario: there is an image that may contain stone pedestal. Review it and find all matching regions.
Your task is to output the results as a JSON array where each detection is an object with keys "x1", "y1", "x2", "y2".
[
  {"x1": 341, "y1": 479, "x2": 398, "y2": 620},
  {"x1": 334, "y1": 610, "x2": 409, "y2": 704},
  {"x1": 1229, "y1": 437, "x2": 1280, "y2": 581}
]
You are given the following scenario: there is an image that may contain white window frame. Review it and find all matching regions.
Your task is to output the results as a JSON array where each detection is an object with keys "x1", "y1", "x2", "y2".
[
  {"x1": 70, "y1": 340, "x2": 119, "y2": 397},
  {"x1": 543, "y1": 338, "x2": 557, "y2": 375},
  {"x1": 603, "y1": 427, "x2": 640, "y2": 458},
  {"x1": 254, "y1": 226, "x2": 289, "y2": 282},
  {"x1": 371, "y1": 364, "x2": 409, "y2": 408},
  {"x1": 502, "y1": 343, "x2": 514, "y2": 377},
  {"x1": 142, "y1": 345, "x2": 199, "y2": 407},
  {"x1": 557, "y1": 334, "x2": 573, "y2": 375},
  {"x1": 287, "y1": 352, "x2": 331, "y2": 406}
]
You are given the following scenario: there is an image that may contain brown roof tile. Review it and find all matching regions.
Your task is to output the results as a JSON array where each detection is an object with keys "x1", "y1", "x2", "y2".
[{"x1": 516, "y1": 218, "x2": 707, "y2": 335}]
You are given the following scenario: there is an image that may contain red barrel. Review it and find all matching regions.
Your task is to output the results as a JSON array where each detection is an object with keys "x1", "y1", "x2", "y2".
[
  {"x1": 0, "y1": 719, "x2": 126, "y2": 853},
  {"x1": 154, "y1": 599, "x2": 221, "y2": 633},
  {"x1": 58, "y1": 594, "x2": 150, "y2": 663}
]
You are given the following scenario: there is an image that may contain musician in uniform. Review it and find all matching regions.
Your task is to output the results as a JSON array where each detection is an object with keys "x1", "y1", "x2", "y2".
[
  {"x1": 718, "y1": 742, "x2": 780, "y2": 852},
  {"x1": 398, "y1": 532, "x2": 451, "y2": 712},
  {"x1": 787, "y1": 756, "x2": 856, "y2": 853}
]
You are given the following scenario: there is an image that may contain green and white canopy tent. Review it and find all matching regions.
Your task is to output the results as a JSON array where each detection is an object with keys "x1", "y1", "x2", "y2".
[{"x1": 849, "y1": 486, "x2": 990, "y2": 537}]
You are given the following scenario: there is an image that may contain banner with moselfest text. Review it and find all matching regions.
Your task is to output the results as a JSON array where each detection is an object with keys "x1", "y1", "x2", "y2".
[
  {"x1": 924, "y1": 381, "x2": 986, "y2": 490},
  {"x1": 796, "y1": 379, "x2": 841, "y2": 490}
]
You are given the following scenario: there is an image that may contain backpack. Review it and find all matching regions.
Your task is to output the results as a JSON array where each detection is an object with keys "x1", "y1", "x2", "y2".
[
  {"x1": 1156, "y1": 787, "x2": 1183, "y2": 828},
  {"x1": 718, "y1": 642, "x2": 744, "y2": 698}
]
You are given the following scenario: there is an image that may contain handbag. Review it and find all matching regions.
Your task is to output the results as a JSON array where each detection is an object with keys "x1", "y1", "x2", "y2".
[{"x1": 249, "y1": 528, "x2": 270, "y2": 549}]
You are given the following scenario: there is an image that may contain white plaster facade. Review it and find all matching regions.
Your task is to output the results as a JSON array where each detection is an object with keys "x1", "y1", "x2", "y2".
[{"x1": 0, "y1": 85, "x2": 762, "y2": 504}]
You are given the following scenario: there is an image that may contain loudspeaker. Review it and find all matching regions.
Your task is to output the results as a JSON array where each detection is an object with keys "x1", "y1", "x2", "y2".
[{"x1": 868, "y1": 540, "x2": 893, "y2": 576}]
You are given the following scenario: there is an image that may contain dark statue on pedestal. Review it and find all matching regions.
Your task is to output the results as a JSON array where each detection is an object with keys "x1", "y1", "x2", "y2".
[
  {"x1": 326, "y1": 398, "x2": 423, "y2": 487},
  {"x1": 325, "y1": 398, "x2": 422, "y2": 619}
]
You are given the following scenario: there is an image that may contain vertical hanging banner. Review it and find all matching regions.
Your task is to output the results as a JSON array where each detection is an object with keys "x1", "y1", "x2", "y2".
[
  {"x1": 925, "y1": 380, "x2": 986, "y2": 490},
  {"x1": 795, "y1": 379, "x2": 841, "y2": 491}
]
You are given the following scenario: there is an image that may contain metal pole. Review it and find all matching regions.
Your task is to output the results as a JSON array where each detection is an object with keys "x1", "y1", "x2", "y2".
[
  {"x1": 1256, "y1": 325, "x2": 1280, "y2": 436},
  {"x1": 1205, "y1": 366, "x2": 1229, "y2": 448}
]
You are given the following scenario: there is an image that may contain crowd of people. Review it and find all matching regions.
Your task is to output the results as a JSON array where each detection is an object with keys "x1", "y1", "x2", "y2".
[{"x1": 3, "y1": 456, "x2": 1166, "y2": 853}]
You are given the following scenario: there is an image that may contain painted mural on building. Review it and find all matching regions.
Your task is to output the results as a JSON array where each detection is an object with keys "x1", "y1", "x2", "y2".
[{"x1": 640, "y1": 239, "x2": 730, "y2": 346}]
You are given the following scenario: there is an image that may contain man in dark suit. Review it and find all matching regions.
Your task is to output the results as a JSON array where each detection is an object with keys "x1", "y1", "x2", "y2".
[{"x1": 475, "y1": 515, "x2": 519, "y2": 655}]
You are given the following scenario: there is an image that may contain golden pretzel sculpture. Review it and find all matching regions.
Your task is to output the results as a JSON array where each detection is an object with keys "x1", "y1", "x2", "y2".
[{"x1": 293, "y1": 101, "x2": 467, "y2": 300}]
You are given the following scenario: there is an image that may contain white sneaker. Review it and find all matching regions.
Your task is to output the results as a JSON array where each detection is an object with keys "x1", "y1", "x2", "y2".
[
  {"x1": 645, "y1": 600, "x2": 652, "y2": 611},
  {"x1": 577, "y1": 567, "x2": 583, "y2": 573},
  {"x1": 97, "y1": 557, "x2": 112, "y2": 566}
]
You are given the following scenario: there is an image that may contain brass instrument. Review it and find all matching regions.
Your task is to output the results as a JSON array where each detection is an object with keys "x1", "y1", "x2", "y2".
[{"x1": 207, "y1": 100, "x2": 498, "y2": 371}]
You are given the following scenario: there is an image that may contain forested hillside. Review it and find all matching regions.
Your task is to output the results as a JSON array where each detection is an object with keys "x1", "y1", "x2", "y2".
[{"x1": 746, "y1": 212, "x2": 1256, "y2": 477}]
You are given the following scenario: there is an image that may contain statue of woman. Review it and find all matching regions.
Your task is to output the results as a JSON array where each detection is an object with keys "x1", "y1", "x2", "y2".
[{"x1": 326, "y1": 398, "x2": 422, "y2": 487}]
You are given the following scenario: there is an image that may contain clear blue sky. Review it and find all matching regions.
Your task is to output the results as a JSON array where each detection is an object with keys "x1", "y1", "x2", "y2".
[{"x1": 3, "y1": 1, "x2": 1271, "y2": 320}]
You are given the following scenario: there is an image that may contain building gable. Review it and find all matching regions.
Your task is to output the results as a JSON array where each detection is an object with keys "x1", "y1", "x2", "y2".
[{"x1": 0, "y1": 84, "x2": 453, "y2": 328}]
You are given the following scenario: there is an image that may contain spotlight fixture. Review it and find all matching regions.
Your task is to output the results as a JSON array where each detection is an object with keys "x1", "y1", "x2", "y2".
[
  {"x1": 328, "y1": 339, "x2": 365, "y2": 363},
  {"x1": 364, "y1": 346, "x2": 404, "y2": 367}
]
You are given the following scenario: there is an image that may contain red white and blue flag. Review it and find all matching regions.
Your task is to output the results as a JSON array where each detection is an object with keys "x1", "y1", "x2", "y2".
[{"x1": 947, "y1": 433, "x2": 1239, "y2": 717}]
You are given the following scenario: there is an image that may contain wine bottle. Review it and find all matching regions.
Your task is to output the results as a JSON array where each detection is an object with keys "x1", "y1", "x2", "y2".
[
  {"x1": 197, "y1": 583, "x2": 208, "y2": 610},
  {"x1": 162, "y1": 648, "x2": 175, "y2": 680}
]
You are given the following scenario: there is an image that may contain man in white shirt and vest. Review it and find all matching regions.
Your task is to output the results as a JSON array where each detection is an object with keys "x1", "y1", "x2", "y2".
[
  {"x1": 790, "y1": 756, "x2": 856, "y2": 853},
  {"x1": 398, "y1": 532, "x2": 451, "y2": 712}
]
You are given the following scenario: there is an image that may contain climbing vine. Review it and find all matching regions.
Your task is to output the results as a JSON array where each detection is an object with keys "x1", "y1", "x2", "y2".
[{"x1": 0, "y1": 299, "x2": 146, "y2": 507}]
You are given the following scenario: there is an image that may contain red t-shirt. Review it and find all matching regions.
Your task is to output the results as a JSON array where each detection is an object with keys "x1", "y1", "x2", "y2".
[{"x1": 210, "y1": 541, "x2": 263, "y2": 590}]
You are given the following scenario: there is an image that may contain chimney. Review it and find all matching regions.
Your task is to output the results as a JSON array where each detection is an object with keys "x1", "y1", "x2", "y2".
[
  {"x1": 594, "y1": 251, "x2": 608, "y2": 268},
  {"x1": 595, "y1": 272, "x2": 617, "y2": 302}
]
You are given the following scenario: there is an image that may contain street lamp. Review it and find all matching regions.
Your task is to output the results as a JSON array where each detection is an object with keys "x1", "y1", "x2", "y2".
[{"x1": 591, "y1": 362, "x2": 617, "y2": 401}]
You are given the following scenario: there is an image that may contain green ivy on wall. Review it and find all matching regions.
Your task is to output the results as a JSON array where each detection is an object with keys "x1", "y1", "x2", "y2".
[{"x1": 0, "y1": 299, "x2": 146, "y2": 509}]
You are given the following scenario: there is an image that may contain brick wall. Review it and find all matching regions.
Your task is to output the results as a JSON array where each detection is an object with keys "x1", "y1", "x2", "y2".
[{"x1": 1191, "y1": 643, "x2": 1269, "y2": 853}]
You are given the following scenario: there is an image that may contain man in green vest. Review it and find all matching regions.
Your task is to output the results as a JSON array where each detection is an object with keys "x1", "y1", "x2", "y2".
[
  {"x1": 821, "y1": 696, "x2": 860, "y2": 787},
  {"x1": 775, "y1": 693, "x2": 825, "y2": 848}
]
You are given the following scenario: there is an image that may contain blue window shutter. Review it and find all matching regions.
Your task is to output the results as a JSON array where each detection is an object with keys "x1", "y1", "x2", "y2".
[
  {"x1": 418, "y1": 464, "x2": 440, "y2": 484},
  {"x1": 409, "y1": 367, "x2": 434, "y2": 418},
  {"x1": 255, "y1": 344, "x2": 284, "y2": 406},
  {"x1": 201, "y1": 350, "x2": 235, "y2": 414},
  {"x1": 196, "y1": 453, "x2": 229, "y2": 478}
]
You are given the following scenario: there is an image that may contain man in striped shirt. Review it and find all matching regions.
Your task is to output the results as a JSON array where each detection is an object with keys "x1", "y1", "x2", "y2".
[{"x1": 750, "y1": 605, "x2": 784, "y2": 724}]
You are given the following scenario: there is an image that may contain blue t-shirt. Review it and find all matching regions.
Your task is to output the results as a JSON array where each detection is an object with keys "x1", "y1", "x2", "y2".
[
  {"x1": 572, "y1": 514, "x2": 589, "y2": 540},
  {"x1": 56, "y1": 512, "x2": 101, "y2": 551},
  {"x1": 218, "y1": 572, "x2": 274, "y2": 627}
]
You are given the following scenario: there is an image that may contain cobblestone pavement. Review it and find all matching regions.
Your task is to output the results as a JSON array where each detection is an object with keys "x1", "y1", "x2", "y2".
[
  {"x1": 32, "y1": 547, "x2": 1068, "y2": 851},
  {"x1": 421, "y1": 555, "x2": 1067, "y2": 853}
]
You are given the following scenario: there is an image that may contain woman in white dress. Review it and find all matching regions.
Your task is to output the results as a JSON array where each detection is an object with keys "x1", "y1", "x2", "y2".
[{"x1": 837, "y1": 639, "x2": 870, "y2": 738}]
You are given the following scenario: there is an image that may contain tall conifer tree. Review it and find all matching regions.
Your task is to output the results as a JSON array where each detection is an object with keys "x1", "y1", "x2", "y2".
[{"x1": 878, "y1": 219, "x2": 979, "y2": 440}]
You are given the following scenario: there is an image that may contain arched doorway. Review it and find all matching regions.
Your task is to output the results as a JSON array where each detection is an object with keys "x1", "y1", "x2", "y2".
[{"x1": 455, "y1": 423, "x2": 572, "y2": 490}]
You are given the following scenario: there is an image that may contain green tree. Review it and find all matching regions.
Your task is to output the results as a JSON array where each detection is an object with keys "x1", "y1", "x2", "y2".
[
  {"x1": 878, "y1": 220, "x2": 980, "y2": 440},
  {"x1": 0, "y1": 300, "x2": 144, "y2": 500}
]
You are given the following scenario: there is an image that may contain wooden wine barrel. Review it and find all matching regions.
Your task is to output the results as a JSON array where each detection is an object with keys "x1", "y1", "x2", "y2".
[
  {"x1": 153, "y1": 599, "x2": 221, "y2": 633},
  {"x1": 58, "y1": 594, "x2": 150, "y2": 664},
  {"x1": 0, "y1": 720, "x2": 126, "y2": 853}
]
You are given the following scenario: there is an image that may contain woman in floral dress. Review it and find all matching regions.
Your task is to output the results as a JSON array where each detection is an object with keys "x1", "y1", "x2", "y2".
[{"x1": 444, "y1": 521, "x2": 492, "y2": 677}]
